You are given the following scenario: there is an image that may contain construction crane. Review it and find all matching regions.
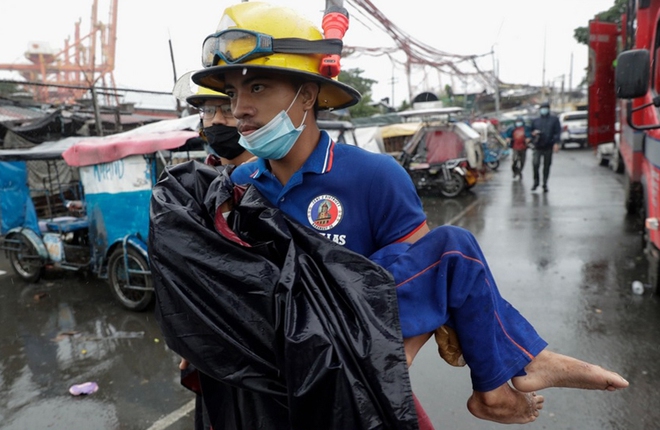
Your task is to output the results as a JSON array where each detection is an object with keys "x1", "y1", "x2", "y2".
[{"x1": 0, "y1": 0, "x2": 119, "y2": 105}]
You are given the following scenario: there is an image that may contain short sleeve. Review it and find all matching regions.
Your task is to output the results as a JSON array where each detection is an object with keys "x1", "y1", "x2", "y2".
[{"x1": 366, "y1": 154, "x2": 426, "y2": 249}]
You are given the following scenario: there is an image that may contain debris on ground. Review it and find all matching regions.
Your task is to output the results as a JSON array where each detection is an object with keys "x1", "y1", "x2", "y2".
[{"x1": 69, "y1": 382, "x2": 99, "y2": 396}]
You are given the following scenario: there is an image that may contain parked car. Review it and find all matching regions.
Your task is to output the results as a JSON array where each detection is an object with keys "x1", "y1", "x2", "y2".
[{"x1": 559, "y1": 110, "x2": 588, "y2": 148}]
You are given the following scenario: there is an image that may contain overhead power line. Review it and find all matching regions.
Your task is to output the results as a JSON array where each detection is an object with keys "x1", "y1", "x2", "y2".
[{"x1": 343, "y1": 0, "x2": 499, "y2": 100}]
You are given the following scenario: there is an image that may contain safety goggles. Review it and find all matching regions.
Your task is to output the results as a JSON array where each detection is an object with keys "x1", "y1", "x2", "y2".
[
  {"x1": 201, "y1": 29, "x2": 343, "y2": 68},
  {"x1": 199, "y1": 103, "x2": 233, "y2": 120}
]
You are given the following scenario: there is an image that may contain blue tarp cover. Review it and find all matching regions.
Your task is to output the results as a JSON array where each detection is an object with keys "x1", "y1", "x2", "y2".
[{"x1": 0, "y1": 161, "x2": 39, "y2": 234}]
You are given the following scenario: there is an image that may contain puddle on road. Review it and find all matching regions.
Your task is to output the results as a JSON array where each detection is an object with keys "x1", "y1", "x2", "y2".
[{"x1": 0, "y1": 262, "x2": 189, "y2": 429}]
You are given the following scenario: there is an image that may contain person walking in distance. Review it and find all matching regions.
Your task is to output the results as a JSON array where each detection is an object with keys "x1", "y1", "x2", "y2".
[
  {"x1": 505, "y1": 116, "x2": 531, "y2": 180},
  {"x1": 530, "y1": 101, "x2": 561, "y2": 192}
]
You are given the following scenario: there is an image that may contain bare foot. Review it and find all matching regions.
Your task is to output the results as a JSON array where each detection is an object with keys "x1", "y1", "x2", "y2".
[
  {"x1": 403, "y1": 332, "x2": 433, "y2": 366},
  {"x1": 467, "y1": 383, "x2": 544, "y2": 424},
  {"x1": 512, "y1": 349, "x2": 629, "y2": 392}
]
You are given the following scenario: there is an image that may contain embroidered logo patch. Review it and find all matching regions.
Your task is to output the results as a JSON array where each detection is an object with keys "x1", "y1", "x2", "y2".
[{"x1": 307, "y1": 195, "x2": 343, "y2": 231}]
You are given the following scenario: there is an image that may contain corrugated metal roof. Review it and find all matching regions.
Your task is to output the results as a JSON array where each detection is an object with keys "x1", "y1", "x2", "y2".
[{"x1": 0, "y1": 105, "x2": 45, "y2": 123}]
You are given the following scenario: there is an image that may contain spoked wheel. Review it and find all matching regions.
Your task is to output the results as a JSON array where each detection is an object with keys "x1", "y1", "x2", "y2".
[
  {"x1": 8, "y1": 235, "x2": 44, "y2": 283},
  {"x1": 486, "y1": 160, "x2": 500, "y2": 170},
  {"x1": 440, "y1": 171, "x2": 466, "y2": 198},
  {"x1": 108, "y1": 247, "x2": 153, "y2": 311}
]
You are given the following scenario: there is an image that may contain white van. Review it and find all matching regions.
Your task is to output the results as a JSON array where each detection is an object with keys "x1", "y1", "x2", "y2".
[{"x1": 559, "y1": 111, "x2": 588, "y2": 148}]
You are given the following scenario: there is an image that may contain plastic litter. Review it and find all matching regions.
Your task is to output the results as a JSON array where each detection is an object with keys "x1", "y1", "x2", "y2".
[
  {"x1": 632, "y1": 280, "x2": 645, "y2": 295},
  {"x1": 69, "y1": 382, "x2": 99, "y2": 396}
]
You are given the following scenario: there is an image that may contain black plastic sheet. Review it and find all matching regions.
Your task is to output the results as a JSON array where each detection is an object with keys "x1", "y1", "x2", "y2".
[{"x1": 149, "y1": 161, "x2": 419, "y2": 430}]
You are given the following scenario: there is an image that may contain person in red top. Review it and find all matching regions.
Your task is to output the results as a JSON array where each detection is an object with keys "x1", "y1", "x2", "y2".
[{"x1": 506, "y1": 116, "x2": 532, "y2": 180}]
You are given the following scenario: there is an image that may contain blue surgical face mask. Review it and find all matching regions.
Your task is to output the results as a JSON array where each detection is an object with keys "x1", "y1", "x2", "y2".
[
  {"x1": 238, "y1": 86, "x2": 307, "y2": 160},
  {"x1": 515, "y1": 121, "x2": 523, "y2": 127},
  {"x1": 540, "y1": 108, "x2": 549, "y2": 116}
]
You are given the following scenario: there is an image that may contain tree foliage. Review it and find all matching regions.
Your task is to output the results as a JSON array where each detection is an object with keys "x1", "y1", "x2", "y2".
[
  {"x1": 338, "y1": 68, "x2": 381, "y2": 118},
  {"x1": 574, "y1": 0, "x2": 627, "y2": 45}
]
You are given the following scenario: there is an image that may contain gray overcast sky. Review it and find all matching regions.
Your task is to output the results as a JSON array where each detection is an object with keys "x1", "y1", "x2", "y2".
[{"x1": 0, "y1": 0, "x2": 615, "y2": 106}]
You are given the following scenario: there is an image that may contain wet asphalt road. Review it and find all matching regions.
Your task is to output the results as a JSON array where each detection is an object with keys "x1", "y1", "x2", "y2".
[{"x1": 1, "y1": 146, "x2": 659, "y2": 429}]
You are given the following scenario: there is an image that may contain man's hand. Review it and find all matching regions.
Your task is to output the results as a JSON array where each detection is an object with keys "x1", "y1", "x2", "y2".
[
  {"x1": 553, "y1": 143, "x2": 560, "y2": 153},
  {"x1": 179, "y1": 358, "x2": 189, "y2": 370}
]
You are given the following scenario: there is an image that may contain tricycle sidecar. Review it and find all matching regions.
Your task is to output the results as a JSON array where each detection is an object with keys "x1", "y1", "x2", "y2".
[{"x1": 1, "y1": 127, "x2": 198, "y2": 311}]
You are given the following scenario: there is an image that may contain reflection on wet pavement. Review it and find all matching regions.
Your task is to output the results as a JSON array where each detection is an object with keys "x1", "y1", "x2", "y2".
[
  {"x1": 411, "y1": 149, "x2": 660, "y2": 430},
  {"x1": 0, "y1": 270, "x2": 189, "y2": 429},
  {"x1": 421, "y1": 192, "x2": 479, "y2": 228}
]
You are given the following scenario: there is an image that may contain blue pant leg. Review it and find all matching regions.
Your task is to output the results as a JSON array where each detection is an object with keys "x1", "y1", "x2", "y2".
[
  {"x1": 370, "y1": 226, "x2": 547, "y2": 392},
  {"x1": 370, "y1": 241, "x2": 450, "y2": 337}
]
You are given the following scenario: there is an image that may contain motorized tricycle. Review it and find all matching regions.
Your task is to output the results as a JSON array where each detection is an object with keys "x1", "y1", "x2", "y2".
[
  {"x1": 0, "y1": 125, "x2": 197, "y2": 311},
  {"x1": 396, "y1": 107, "x2": 480, "y2": 197}
]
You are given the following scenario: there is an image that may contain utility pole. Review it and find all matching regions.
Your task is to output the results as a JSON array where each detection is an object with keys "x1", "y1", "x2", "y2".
[
  {"x1": 492, "y1": 46, "x2": 500, "y2": 118},
  {"x1": 542, "y1": 27, "x2": 547, "y2": 99},
  {"x1": 390, "y1": 62, "x2": 396, "y2": 109},
  {"x1": 406, "y1": 59, "x2": 413, "y2": 107},
  {"x1": 91, "y1": 86, "x2": 104, "y2": 137},
  {"x1": 569, "y1": 52, "x2": 573, "y2": 98},
  {"x1": 168, "y1": 33, "x2": 181, "y2": 114},
  {"x1": 464, "y1": 78, "x2": 468, "y2": 110}
]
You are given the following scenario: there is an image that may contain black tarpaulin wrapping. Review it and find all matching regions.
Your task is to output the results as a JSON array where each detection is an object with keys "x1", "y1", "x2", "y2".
[{"x1": 149, "y1": 161, "x2": 419, "y2": 430}]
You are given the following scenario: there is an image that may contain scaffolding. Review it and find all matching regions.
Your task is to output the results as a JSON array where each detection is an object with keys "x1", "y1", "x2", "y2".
[{"x1": 0, "y1": 0, "x2": 119, "y2": 105}]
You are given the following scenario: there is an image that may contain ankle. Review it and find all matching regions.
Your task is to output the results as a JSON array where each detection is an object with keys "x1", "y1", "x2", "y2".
[{"x1": 472, "y1": 386, "x2": 509, "y2": 407}]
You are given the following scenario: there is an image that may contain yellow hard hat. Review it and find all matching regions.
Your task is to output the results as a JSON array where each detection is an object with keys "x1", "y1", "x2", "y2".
[
  {"x1": 173, "y1": 70, "x2": 231, "y2": 107},
  {"x1": 186, "y1": 86, "x2": 230, "y2": 108},
  {"x1": 191, "y1": 2, "x2": 360, "y2": 110}
]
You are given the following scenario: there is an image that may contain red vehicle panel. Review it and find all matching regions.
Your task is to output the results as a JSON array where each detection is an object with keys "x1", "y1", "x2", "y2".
[
  {"x1": 592, "y1": 0, "x2": 660, "y2": 293},
  {"x1": 587, "y1": 20, "x2": 618, "y2": 147}
]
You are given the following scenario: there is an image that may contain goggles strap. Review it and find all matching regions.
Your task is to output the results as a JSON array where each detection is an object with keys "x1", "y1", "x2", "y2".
[{"x1": 271, "y1": 38, "x2": 343, "y2": 56}]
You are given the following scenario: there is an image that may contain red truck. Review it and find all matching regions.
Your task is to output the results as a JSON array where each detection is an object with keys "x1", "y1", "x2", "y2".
[{"x1": 589, "y1": 0, "x2": 660, "y2": 293}]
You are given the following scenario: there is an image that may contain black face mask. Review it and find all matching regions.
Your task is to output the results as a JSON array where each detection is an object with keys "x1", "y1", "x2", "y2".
[{"x1": 203, "y1": 124, "x2": 245, "y2": 160}]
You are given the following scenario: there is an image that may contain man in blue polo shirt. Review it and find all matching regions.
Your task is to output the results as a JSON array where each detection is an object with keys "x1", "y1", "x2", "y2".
[
  {"x1": 186, "y1": 1, "x2": 628, "y2": 427},
  {"x1": 230, "y1": 127, "x2": 425, "y2": 257}
]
